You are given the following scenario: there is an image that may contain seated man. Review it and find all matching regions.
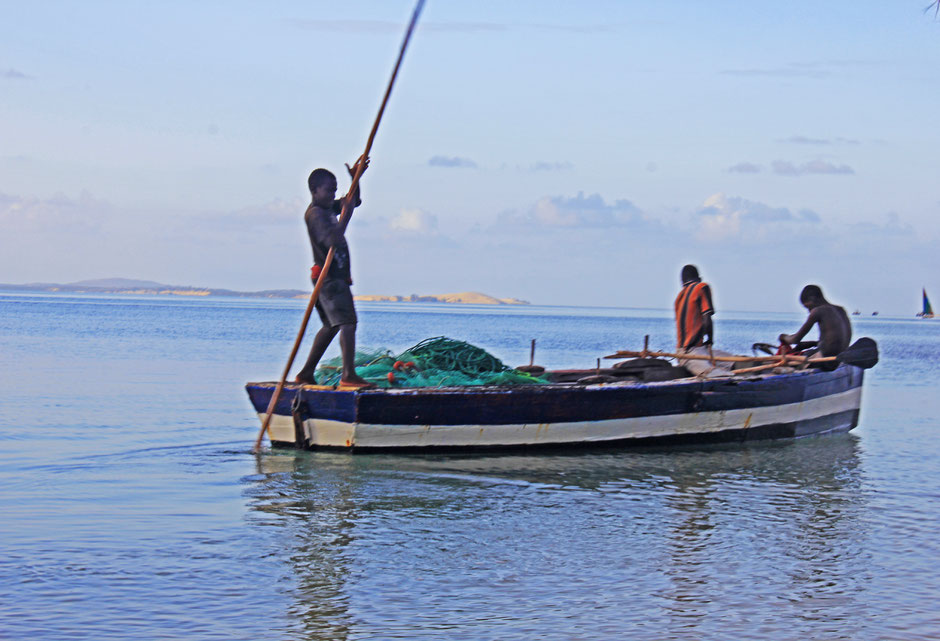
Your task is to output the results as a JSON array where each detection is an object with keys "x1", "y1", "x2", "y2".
[{"x1": 779, "y1": 284, "x2": 852, "y2": 360}]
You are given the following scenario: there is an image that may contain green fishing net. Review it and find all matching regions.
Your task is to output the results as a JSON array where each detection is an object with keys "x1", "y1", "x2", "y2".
[{"x1": 315, "y1": 336, "x2": 547, "y2": 388}]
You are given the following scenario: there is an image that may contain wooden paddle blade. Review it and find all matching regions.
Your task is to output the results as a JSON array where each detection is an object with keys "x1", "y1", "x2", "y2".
[
  {"x1": 837, "y1": 337, "x2": 879, "y2": 369},
  {"x1": 751, "y1": 342, "x2": 776, "y2": 356}
]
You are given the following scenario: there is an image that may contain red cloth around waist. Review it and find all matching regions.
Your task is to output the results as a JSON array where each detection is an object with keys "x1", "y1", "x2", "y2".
[{"x1": 311, "y1": 265, "x2": 352, "y2": 285}]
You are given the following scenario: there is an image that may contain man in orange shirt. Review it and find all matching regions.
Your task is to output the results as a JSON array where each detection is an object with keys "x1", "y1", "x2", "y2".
[{"x1": 674, "y1": 264, "x2": 714, "y2": 350}]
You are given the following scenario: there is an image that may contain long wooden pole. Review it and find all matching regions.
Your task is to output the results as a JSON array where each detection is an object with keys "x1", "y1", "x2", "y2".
[
  {"x1": 729, "y1": 360, "x2": 791, "y2": 375},
  {"x1": 605, "y1": 349, "x2": 793, "y2": 363},
  {"x1": 253, "y1": 0, "x2": 426, "y2": 453}
]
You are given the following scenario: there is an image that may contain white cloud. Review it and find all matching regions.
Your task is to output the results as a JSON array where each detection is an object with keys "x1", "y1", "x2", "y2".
[
  {"x1": 219, "y1": 197, "x2": 305, "y2": 227},
  {"x1": 729, "y1": 159, "x2": 856, "y2": 177},
  {"x1": 389, "y1": 208, "x2": 438, "y2": 234},
  {"x1": 843, "y1": 211, "x2": 914, "y2": 241},
  {"x1": 772, "y1": 159, "x2": 855, "y2": 176},
  {"x1": 781, "y1": 135, "x2": 831, "y2": 145},
  {"x1": 779, "y1": 135, "x2": 859, "y2": 146},
  {"x1": 428, "y1": 155, "x2": 478, "y2": 169},
  {"x1": 530, "y1": 161, "x2": 573, "y2": 172},
  {"x1": 695, "y1": 193, "x2": 820, "y2": 241},
  {"x1": 501, "y1": 192, "x2": 649, "y2": 230},
  {"x1": 181, "y1": 198, "x2": 306, "y2": 232},
  {"x1": 2, "y1": 68, "x2": 31, "y2": 80},
  {"x1": 727, "y1": 162, "x2": 762, "y2": 174},
  {"x1": 0, "y1": 190, "x2": 109, "y2": 233}
]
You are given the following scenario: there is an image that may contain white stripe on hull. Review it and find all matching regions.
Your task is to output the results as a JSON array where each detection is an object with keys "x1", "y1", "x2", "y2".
[
  {"x1": 282, "y1": 387, "x2": 861, "y2": 449},
  {"x1": 258, "y1": 413, "x2": 296, "y2": 444}
]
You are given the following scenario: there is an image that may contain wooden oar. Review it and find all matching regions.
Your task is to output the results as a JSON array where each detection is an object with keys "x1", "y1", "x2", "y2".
[
  {"x1": 731, "y1": 360, "x2": 791, "y2": 375},
  {"x1": 837, "y1": 337, "x2": 880, "y2": 368},
  {"x1": 609, "y1": 337, "x2": 878, "y2": 371},
  {"x1": 776, "y1": 337, "x2": 880, "y2": 369},
  {"x1": 733, "y1": 338, "x2": 879, "y2": 375},
  {"x1": 608, "y1": 337, "x2": 878, "y2": 379},
  {"x1": 253, "y1": 0, "x2": 426, "y2": 453}
]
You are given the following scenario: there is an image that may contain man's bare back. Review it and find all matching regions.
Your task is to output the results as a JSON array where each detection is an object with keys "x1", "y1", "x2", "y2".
[{"x1": 780, "y1": 285, "x2": 852, "y2": 357}]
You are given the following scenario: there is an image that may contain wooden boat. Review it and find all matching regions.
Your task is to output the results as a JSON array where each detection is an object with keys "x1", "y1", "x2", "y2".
[{"x1": 245, "y1": 363, "x2": 866, "y2": 452}]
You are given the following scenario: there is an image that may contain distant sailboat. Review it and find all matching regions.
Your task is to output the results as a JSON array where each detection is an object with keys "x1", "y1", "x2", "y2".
[{"x1": 917, "y1": 288, "x2": 934, "y2": 318}]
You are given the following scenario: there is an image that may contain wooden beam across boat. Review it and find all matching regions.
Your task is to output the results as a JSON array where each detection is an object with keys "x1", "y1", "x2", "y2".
[{"x1": 605, "y1": 349, "x2": 791, "y2": 363}]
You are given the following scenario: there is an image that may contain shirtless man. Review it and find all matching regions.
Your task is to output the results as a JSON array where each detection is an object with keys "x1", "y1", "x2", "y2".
[
  {"x1": 295, "y1": 157, "x2": 373, "y2": 388},
  {"x1": 779, "y1": 285, "x2": 852, "y2": 358}
]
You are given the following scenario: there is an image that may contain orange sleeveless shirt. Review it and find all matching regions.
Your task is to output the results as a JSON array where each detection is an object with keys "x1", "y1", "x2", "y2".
[{"x1": 674, "y1": 281, "x2": 714, "y2": 349}]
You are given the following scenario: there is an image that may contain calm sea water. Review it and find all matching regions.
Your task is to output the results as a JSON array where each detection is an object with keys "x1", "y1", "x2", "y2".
[{"x1": 1, "y1": 292, "x2": 938, "y2": 640}]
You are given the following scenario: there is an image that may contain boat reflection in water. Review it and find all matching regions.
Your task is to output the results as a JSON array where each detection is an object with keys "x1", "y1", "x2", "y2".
[{"x1": 243, "y1": 436, "x2": 868, "y2": 640}]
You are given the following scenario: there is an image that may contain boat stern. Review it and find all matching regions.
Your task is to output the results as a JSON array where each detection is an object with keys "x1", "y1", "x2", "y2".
[{"x1": 245, "y1": 382, "x2": 362, "y2": 449}]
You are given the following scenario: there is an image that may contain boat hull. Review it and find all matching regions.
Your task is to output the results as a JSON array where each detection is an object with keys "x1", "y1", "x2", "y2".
[{"x1": 245, "y1": 365, "x2": 864, "y2": 452}]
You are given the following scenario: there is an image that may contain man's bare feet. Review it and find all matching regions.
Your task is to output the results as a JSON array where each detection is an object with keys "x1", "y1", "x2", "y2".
[
  {"x1": 294, "y1": 374, "x2": 316, "y2": 385},
  {"x1": 338, "y1": 375, "x2": 375, "y2": 390}
]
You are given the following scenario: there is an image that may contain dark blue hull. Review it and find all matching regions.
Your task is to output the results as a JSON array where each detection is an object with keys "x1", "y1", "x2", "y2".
[{"x1": 246, "y1": 365, "x2": 864, "y2": 451}]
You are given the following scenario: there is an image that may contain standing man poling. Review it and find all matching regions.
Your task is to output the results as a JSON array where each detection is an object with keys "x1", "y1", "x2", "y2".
[{"x1": 295, "y1": 157, "x2": 374, "y2": 389}]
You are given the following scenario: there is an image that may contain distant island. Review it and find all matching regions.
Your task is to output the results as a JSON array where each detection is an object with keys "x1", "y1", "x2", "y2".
[
  {"x1": 0, "y1": 278, "x2": 530, "y2": 305},
  {"x1": 0, "y1": 278, "x2": 307, "y2": 299},
  {"x1": 355, "y1": 292, "x2": 529, "y2": 305}
]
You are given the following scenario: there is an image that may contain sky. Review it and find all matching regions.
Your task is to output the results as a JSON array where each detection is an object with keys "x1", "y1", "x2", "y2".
[{"x1": 2, "y1": 0, "x2": 939, "y2": 313}]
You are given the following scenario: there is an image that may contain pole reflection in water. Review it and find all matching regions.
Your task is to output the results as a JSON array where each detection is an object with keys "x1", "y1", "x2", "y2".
[
  {"x1": 246, "y1": 453, "x2": 357, "y2": 640},
  {"x1": 243, "y1": 436, "x2": 868, "y2": 641}
]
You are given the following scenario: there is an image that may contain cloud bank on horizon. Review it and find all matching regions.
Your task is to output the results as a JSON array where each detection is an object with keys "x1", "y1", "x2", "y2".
[
  {"x1": 1, "y1": 1, "x2": 939, "y2": 314},
  {"x1": 3, "y1": 185, "x2": 933, "y2": 314}
]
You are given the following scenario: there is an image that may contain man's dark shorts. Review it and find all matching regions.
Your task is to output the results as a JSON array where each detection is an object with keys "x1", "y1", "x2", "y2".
[{"x1": 314, "y1": 278, "x2": 357, "y2": 328}]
